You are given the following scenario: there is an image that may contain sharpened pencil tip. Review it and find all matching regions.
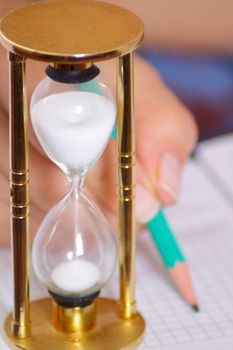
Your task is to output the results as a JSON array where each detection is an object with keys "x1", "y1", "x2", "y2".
[{"x1": 192, "y1": 304, "x2": 199, "y2": 312}]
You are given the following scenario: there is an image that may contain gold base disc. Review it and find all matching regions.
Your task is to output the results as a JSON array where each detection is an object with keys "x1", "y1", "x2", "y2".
[{"x1": 4, "y1": 297, "x2": 145, "y2": 349}]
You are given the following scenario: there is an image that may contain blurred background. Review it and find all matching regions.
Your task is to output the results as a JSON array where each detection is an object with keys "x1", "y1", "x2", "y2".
[
  {"x1": 106, "y1": 0, "x2": 233, "y2": 143},
  {"x1": 139, "y1": 50, "x2": 233, "y2": 141}
]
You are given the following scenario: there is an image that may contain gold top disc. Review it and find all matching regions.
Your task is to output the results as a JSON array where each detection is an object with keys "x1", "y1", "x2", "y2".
[{"x1": 0, "y1": 0, "x2": 144, "y2": 63}]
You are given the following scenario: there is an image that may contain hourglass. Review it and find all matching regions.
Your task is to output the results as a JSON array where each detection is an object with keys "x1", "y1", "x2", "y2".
[{"x1": 0, "y1": 0, "x2": 144, "y2": 349}]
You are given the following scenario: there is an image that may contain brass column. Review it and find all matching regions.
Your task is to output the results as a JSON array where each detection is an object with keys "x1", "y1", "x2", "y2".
[
  {"x1": 9, "y1": 52, "x2": 30, "y2": 338},
  {"x1": 117, "y1": 53, "x2": 136, "y2": 320}
]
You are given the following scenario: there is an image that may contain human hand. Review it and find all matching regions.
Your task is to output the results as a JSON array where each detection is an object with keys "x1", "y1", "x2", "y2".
[
  {"x1": 0, "y1": 51, "x2": 197, "y2": 244},
  {"x1": 86, "y1": 55, "x2": 198, "y2": 228}
]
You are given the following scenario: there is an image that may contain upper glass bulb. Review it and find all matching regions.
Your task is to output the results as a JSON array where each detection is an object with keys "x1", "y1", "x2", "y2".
[{"x1": 30, "y1": 73, "x2": 116, "y2": 176}]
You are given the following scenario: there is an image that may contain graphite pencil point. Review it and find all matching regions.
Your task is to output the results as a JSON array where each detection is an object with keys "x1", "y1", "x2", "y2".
[{"x1": 192, "y1": 304, "x2": 199, "y2": 312}]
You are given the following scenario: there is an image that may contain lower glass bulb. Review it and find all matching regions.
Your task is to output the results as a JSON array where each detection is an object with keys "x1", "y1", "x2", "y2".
[{"x1": 32, "y1": 184, "x2": 117, "y2": 307}]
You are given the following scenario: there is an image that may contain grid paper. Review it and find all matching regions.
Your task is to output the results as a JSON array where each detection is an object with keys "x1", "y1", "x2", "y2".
[
  {"x1": 135, "y1": 162, "x2": 233, "y2": 348},
  {"x1": 198, "y1": 133, "x2": 233, "y2": 204},
  {"x1": 0, "y1": 159, "x2": 233, "y2": 348}
]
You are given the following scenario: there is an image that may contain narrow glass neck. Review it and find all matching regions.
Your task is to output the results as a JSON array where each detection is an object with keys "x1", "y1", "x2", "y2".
[{"x1": 66, "y1": 174, "x2": 85, "y2": 194}]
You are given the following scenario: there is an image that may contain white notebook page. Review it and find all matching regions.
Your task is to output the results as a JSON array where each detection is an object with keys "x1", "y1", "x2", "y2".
[
  {"x1": 0, "y1": 139, "x2": 233, "y2": 349},
  {"x1": 135, "y1": 161, "x2": 233, "y2": 349},
  {"x1": 198, "y1": 133, "x2": 233, "y2": 204}
]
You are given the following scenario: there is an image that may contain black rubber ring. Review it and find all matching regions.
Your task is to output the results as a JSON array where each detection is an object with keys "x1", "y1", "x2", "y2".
[
  {"x1": 45, "y1": 64, "x2": 100, "y2": 84},
  {"x1": 48, "y1": 289, "x2": 100, "y2": 308}
]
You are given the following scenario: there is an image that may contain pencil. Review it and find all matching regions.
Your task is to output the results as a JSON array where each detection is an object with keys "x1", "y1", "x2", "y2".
[
  {"x1": 146, "y1": 209, "x2": 198, "y2": 311},
  {"x1": 111, "y1": 125, "x2": 198, "y2": 310}
]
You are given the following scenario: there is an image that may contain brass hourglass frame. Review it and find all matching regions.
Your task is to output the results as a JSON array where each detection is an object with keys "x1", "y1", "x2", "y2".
[{"x1": 0, "y1": 0, "x2": 144, "y2": 349}]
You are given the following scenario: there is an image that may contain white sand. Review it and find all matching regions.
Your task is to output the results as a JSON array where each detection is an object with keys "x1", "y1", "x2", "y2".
[
  {"x1": 31, "y1": 91, "x2": 115, "y2": 173},
  {"x1": 52, "y1": 260, "x2": 100, "y2": 293}
]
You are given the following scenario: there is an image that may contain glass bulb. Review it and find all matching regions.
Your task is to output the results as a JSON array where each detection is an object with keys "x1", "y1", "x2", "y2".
[
  {"x1": 30, "y1": 74, "x2": 116, "y2": 176},
  {"x1": 32, "y1": 179, "x2": 117, "y2": 307},
  {"x1": 30, "y1": 69, "x2": 117, "y2": 307}
]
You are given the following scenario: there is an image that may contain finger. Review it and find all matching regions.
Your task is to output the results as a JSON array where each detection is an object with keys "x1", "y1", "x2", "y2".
[{"x1": 85, "y1": 140, "x2": 153, "y2": 233}]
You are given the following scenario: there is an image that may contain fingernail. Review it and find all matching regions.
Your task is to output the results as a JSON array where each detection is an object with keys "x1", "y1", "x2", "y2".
[
  {"x1": 136, "y1": 184, "x2": 159, "y2": 224},
  {"x1": 158, "y1": 153, "x2": 182, "y2": 201}
]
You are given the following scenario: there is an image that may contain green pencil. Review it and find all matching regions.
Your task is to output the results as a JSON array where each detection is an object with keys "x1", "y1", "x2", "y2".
[{"x1": 146, "y1": 209, "x2": 198, "y2": 310}]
